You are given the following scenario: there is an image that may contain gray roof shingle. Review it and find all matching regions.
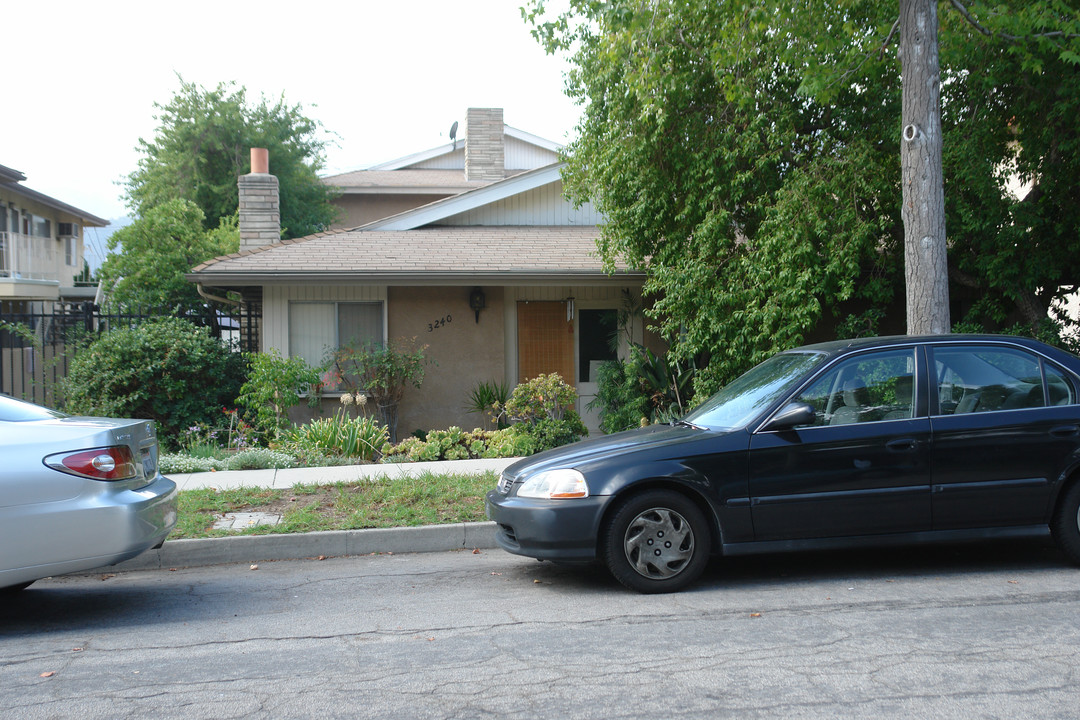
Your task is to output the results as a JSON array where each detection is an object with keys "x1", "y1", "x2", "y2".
[{"x1": 188, "y1": 226, "x2": 640, "y2": 285}]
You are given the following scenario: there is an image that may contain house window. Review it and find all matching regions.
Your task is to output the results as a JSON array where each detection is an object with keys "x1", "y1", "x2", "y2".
[
  {"x1": 33, "y1": 216, "x2": 51, "y2": 238},
  {"x1": 65, "y1": 237, "x2": 77, "y2": 266},
  {"x1": 288, "y1": 301, "x2": 383, "y2": 370}
]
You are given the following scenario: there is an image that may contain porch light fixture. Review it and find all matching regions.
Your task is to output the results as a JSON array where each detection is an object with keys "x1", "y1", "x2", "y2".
[{"x1": 469, "y1": 287, "x2": 486, "y2": 323}]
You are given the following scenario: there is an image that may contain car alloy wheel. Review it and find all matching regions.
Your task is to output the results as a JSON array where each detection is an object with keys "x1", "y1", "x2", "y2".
[{"x1": 602, "y1": 489, "x2": 710, "y2": 594}]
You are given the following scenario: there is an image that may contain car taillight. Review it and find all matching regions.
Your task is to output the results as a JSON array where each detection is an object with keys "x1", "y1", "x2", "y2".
[{"x1": 44, "y1": 446, "x2": 138, "y2": 481}]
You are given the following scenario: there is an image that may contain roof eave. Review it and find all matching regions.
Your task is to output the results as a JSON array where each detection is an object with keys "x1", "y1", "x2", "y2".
[
  {"x1": 3, "y1": 183, "x2": 109, "y2": 227},
  {"x1": 186, "y1": 269, "x2": 644, "y2": 287}
]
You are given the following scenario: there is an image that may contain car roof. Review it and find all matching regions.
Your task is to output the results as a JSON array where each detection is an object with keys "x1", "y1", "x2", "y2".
[{"x1": 789, "y1": 334, "x2": 1058, "y2": 359}]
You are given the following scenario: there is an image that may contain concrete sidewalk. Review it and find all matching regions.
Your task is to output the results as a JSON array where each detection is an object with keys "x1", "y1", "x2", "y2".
[
  {"x1": 108, "y1": 457, "x2": 519, "y2": 574},
  {"x1": 168, "y1": 457, "x2": 519, "y2": 491}
]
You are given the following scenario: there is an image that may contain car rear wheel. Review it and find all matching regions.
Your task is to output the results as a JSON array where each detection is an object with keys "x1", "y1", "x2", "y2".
[
  {"x1": 1051, "y1": 481, "x2": 1080, "y2": 566},
  {"x1": 601, "y1": 490, "x2": 710, "y2": 594}
]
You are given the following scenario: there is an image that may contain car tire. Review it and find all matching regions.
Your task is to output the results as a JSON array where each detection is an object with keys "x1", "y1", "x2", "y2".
[
  {"x1": 601, "y1": 489, "x2": 710, "y2": 594},
  {"x1": 1051, "y1": 481, "x2": 1080, "y2": 566}
]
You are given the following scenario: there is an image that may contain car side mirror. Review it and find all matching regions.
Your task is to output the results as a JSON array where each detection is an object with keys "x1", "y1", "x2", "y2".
[{"x1": 761, "y1": 402, "x2": 816, "y2": 432}]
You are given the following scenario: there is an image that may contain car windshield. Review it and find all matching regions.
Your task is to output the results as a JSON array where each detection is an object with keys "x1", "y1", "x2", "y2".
[
  {"x1": 0, "y1": 394, "x2": 67, "y2": 422},
  {"x1": 683, "y1": 351, "x2": 826, "y2": 429}
]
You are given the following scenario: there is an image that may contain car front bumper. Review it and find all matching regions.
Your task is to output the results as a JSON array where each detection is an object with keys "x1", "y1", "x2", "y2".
[{"x1": 485, "y1": 490, "x2": 610, "y2": 562}]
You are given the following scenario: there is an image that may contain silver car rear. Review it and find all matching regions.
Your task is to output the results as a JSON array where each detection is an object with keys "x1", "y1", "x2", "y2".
[{"x1": 0, "y1": 396, "x2": 178, "y2": 589}]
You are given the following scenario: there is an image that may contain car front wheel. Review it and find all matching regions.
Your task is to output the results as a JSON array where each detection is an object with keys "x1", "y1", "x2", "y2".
[
  {"x1": 601, "y1": 490, "x2": 710, "y2": 594},
  {"x1": 1051, "y1": 481, "x2": 1080, "y2": 566}
]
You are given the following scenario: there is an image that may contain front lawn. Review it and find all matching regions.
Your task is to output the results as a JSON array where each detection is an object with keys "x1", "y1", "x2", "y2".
[{"x1": 172, "y1": 471, "x2": 496, "y2": 539}]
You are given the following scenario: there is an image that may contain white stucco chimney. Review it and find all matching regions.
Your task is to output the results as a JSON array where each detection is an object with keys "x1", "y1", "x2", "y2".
[
  {"x1": 464, "y1": 108, "x2": 505, "y2": 181},
  {"x1": 238, "y1": 147, "x2": 280, "y2": 251}
]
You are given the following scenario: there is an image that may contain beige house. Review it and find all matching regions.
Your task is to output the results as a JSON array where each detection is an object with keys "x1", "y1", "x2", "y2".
[
  {"x1": 0, "y1": 163, "x2": 107, "y2": 311},
  {"x1": 188, "y1": 109, "x2": 653, "y2": 435}
]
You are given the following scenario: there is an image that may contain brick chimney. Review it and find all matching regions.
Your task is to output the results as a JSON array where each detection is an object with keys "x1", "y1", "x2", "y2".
[
  {"x1": 238, "y1": 147, "x2": 280, "y2": 251},
  {"x1": 464, "y1": 108, "x2": 505, "y2": 181}
]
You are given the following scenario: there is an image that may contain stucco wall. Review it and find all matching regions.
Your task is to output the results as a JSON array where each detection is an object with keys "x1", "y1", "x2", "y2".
[{"x1": 389, "y1": 285, "x2": 506, "y2": 435}]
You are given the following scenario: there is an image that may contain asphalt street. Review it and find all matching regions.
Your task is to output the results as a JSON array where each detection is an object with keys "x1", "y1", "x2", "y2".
[{"x1": 2, "y1": 537, "x2": 1079, "y2": 719}]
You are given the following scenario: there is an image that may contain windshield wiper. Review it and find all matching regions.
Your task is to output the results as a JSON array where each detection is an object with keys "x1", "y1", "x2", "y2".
[{"x1": 671, "y1": 419, "x2": 703, "y2": 429}]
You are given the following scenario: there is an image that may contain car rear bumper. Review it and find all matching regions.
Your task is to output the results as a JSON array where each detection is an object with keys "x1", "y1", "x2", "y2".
[
  {"x1": 485, "y1": 490, "x2": 608, "y2": 562},
  {"x1": 0, "y1": 474, "x2": 178, "y2": 588}
]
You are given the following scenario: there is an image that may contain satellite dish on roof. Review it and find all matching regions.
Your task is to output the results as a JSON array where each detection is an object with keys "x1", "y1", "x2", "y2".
[{"x1": 450, "y1": 120, "x2": 459, "y2": 150}]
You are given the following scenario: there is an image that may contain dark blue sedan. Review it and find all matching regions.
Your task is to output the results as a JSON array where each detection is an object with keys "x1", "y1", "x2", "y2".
[{"x1": 487, "y1": 335, "x2": 1080, "y2": 593}]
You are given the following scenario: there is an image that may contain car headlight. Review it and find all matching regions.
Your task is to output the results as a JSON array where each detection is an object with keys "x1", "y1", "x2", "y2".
[{"x1": 516, "y1": 468, "x2": 589, "y2": 499}]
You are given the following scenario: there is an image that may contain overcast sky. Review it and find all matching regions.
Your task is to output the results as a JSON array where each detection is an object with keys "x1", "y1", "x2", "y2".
[{"x1": 5, "y1": 0, "x2": 580, "y2": 226}]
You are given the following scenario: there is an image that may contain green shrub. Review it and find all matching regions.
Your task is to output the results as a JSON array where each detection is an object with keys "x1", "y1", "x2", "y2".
[
  {"x1": 62, "y1": 317, "x2": 245, "y2": 445},
  {"x1": 225, "y1": 448, "x2": 298, "y2": 470},
  {"x1": 160, "y1": 453, "x2": 224, "y2": 474},
  {"x1": 521, "y1": 414, "x2": 590, "y2": 453},
  {"x1": 236, "y1": 349, "x2": 321, "y2": 438},
  {"x1": 501, "y1": 374, "x2": 587, "y2": 451},
  {"x1": 588, "y1": 345, "x2": 696, "y2": 434},
  {"x1": 324, "y1": 337, "x2": 429, "y2": 442},
  {"x1": 502, "y1": 373, "x2": 578, "y2": 423},
  {"x1": 381, "y1": 426, "x2": 533, "y2": 463},
  {"x1": 281, "y1": 410, "x2": 388, "y2": 461},
  {"x1": 590, "y1": 359, "x2": 651, "y2": 433},
  {"x1": 159, "y1": 448, "x2": 297, "y2": 474}
]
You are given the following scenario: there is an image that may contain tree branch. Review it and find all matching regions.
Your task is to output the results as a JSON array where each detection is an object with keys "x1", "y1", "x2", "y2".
[
  {"x1": 879, "y1": 18, "x2": 901, "y2": 57},
  {"x1": 948, "y1": 264, "x2": 984, "y2": 290},
  {"x1": 949, "y1": 0, "x2": 1080, "y2": 44}
]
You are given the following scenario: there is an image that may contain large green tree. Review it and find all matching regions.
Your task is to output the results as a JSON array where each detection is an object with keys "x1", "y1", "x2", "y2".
[
  {"x1": 98, "y1": 198, "x2": 238, "y2": 313},
  {"x1": 526, "y1": 0, "x2": 1080, "y2": 395},
  {"x1": 125, "y1": 77, "x2": 338, "y2": 239}
]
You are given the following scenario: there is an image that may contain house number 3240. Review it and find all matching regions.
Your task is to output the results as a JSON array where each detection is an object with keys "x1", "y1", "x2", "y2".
[{"x1": 428, "y1": 315, "x2": 452, "y2": 332}]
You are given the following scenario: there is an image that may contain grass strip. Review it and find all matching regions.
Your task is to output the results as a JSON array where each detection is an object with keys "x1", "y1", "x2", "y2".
[{"x1": 173, "y1": 470, "x2": 498, "y2": 539}]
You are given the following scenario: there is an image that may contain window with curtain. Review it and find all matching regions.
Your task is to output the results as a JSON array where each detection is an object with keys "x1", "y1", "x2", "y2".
[{"x1": 288, "y1": 302, "x2": 383, "y2": 373}]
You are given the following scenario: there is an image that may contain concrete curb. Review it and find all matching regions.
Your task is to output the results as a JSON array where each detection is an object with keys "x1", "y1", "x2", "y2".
[{"x1": 109, "y1": 521, "x2": 500, "y2": 573}]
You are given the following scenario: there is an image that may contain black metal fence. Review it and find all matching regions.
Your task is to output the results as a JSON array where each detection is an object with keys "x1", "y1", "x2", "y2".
[{"x1": 0, "y1": 301, "x2": 261, "y2": 407}]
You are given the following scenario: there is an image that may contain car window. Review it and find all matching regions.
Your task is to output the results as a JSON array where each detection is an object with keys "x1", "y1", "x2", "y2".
[
  {"x1": 933, "y1": 346, "x2": 1055, "y2": 415},
  {"x1": 683, "y1": 351, "x2": 826, "y2": 429},
  {"x1": 792, "y1": 348, "x2": 916, "y2": 427},
  {"x1": 1046, "y1": 363, "x2": 1076, "y2": 406},
  {"x1": 0, "y1": 394, "x2": 67, "y2": 422}
]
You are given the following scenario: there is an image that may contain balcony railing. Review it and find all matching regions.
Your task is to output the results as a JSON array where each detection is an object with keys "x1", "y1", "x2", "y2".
[{"x1": 0, "y1": 231, "x2": 60, "y2": 282}]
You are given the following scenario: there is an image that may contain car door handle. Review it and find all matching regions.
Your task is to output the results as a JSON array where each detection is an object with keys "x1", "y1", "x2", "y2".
[
  {"x1": 886, "y1": 438, "x2": 917, "y2": 452},
  {"x1": 1050, "y1": 425, "x2": 1080, "y2": 438}
]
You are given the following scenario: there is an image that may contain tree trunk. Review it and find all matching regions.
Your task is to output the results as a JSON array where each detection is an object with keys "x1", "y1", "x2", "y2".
[{"x1": 900, "y1": 0, "x2": 951, "y2": 335}]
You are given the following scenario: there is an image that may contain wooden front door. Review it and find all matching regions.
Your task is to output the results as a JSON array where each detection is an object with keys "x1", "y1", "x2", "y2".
[{"x1": 517, "y1": 301, "x2": 574, "y2": 383}]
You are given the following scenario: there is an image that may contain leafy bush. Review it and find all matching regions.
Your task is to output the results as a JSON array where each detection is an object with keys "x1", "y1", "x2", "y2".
[
  {"x1": 590, "y1": 359, "x2": 651, "y2": 433},
  {"x1": 381, "y1": 426, "x2": 535, "y2": 463},
  {"x1": 523, "y1": 415, "x2": 590, "y2": 453},
  {"x1": 160, "y1": 448, "x2": 298, "y2": 474},
  {"x1": 280, "y1": 410, "x2": 388, "y2": 461},
  {"x1": 325, "y1": 337, "x2": 429, "y2": 442},
  {"x1": 236, "y1": 349, "x2": 321, "y2": 438},
  {"x1": 501, "y1": 373, "x2": 588, "y2": 451},
  {"x1": 588, "y1": 345, "x2": 696, "y2": 434},
  {"x1": 62, "y1": 317, "x2": 245, "y2": 445},
  {"x1": 502, "y1": 373, "x2": 578, "y2": 423}
]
